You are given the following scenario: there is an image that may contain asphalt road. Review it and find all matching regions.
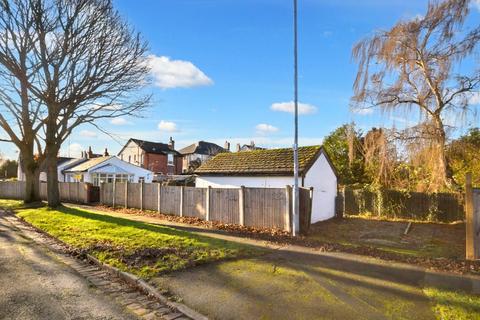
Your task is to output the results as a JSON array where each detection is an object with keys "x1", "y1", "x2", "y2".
[{"x1": 0, "y1": 214, "x2": 137, "y2": 320}]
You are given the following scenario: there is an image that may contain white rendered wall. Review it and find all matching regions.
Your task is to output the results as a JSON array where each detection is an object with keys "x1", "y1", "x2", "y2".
[
  {"x1": 304, "y1": 153, "x2": 337, "y2": 223},
  {"x1": 195, "y1": 176, "x2": 294, "y2": 189}
]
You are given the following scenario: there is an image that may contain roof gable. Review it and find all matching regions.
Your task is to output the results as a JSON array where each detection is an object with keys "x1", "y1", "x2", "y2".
[
  {"x1": 195, "y1": 146, "x2": 324, "y2": 176},
  {"x1": 179, "y1": 141, "x2": 225, "y2": 155},
  {"x1": 64, "y1": 156, "x2": 112, "y2": 172},
  {"x1": 118, "y1": 138, "x2": 180, "y2": 155}
]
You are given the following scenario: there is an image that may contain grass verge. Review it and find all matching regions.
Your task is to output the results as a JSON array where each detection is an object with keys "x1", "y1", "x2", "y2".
[
  {"x1": 15, "y1": 205, "x2": 259, "y2": 278},
  {"x1": 424, "y1": 287, "x2": 480, "y2": 320},
  {"x1": 0, "y1": 199, "x2": 28, "y2": 210}
]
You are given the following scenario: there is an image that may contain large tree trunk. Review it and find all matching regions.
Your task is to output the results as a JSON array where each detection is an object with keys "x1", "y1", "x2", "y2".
[
  {"x1": 19, "y1": 150, "x2": 41, "y2": 203},
  {"x1": 45, "y1": 146, "x2": 60, "y2": 208},
  {"x1": 432, "y1": 116, "x2": 452, "y2": 191}
]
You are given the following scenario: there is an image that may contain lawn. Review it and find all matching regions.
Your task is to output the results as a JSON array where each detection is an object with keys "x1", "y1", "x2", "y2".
[
  {"x1": 15, "y1": 205, "x2": 258, "y2": 278},
  {"x1": 307, "y1": 216, "x2": 465, "y2": 259},
  {"x1": 0, "y1": 199, "x2": 27, "y2": 210},
  {"x1": 424, "y1": 288, "x2": 480, "y2": 320}
]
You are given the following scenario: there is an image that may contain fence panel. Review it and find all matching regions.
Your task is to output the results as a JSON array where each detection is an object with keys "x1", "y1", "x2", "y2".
[
  {"x1": 160, "y1": 186, "x2": 181, "y2": 215},
  {"x1": 101, "y1": 183, "x2": 113, "y2": 206},
  {"x1": 0, "y1": 181, "x2": 26, "y2": 199},
  {"x1": 244, "y1": 187, "x2": 286, "y2": 229},
  {"x1": 126, "y1": 183, "x2": 141, "y2": 209},
  {"x1": 341, "y1": 187, "x2": 464, "y2": 222},
  {"x1": 143, "y1": 183, "x2": 158, "y2": 211},
  {"x1": 183, "y1": 187, "x2": 206, "y2": 219},
  {"x1": 210, "y1": 188, "x2": 239, "y2": 224}
]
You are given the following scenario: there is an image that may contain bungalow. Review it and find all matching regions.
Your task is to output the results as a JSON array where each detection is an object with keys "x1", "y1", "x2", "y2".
[
  {"x1": 179, "y1": 140, "x2": 227, "y2": 173},
  {"x1": 195, "y1": 145, "x2": 338, "y2": 223},
  {"x1": 64, "y1": 156, "x2": 153, "y2": 185}
]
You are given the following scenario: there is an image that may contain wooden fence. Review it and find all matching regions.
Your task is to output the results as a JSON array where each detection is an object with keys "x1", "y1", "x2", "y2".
[
  {"x1": 0, "y1": 181, "x2": 26, "y2": 200},
  {"x1": 336, "y1": 187, "x2": 464, "y2": 223},
  {"x1": 100, "y1": 182, "x2": 313, "y2": 233},
  {"x1": 0, "y1": 181, "x2": 93, "y2": 204}
]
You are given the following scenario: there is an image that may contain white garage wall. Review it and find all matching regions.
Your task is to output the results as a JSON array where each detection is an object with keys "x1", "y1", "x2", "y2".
[
  {"x1": 304, "y1": 153, "x2": 337, "y2": 223},
  {"x1": 196, "y1": 176, "x2": 294, "y2": 189}
]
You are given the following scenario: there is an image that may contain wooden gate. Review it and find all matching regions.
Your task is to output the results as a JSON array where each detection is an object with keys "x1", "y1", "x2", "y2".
[{"x1": 88, "y1": 185, "x2": 100, "y2": 203}]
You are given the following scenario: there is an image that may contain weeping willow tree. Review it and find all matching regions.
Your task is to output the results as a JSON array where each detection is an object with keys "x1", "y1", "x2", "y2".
[{"x1": 351, "y1": 0, "x2": 480, "y2": 192}]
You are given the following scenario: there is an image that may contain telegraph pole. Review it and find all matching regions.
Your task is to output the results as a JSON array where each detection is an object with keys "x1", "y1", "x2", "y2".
[{"x1": 292, "y1": 0, "x2": 300, "y2": 236}]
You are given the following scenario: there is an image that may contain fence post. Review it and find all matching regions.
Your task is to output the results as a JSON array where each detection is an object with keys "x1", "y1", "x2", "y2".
[
  {"x1": 239, "y1": 186, "x2": 245, "y2": 226},
  {"x1": 179, "y1": 186, "x2": 184, "y2": 217},
  {"x1": 157, "y1": 183, "x2": 161, "y2": 213},
  {"x1": 112, "y1": 180, "x2": 116, "y2": 208},
  {"x1": 140, "y1": 181, "x2": 144, "y2": 211},
  {"x1": 76, "y1": 182, "x2": 80, "y2": 203},
  {"x1": 125, "y1": 182, "x2": 128, "y2": 208},
  {"x1": 465, "y1": 173, "x2": 479, "y2": 260},
  {"x1": 285, "y1": 185, "x2": 292, "y2": 232},
  {"x1": 206, "y1": 186, "x2": 211, "y2": 221}
]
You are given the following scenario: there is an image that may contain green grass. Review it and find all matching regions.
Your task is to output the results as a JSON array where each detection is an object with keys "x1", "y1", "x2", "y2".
[
  {"x1": 16, "y1": 205, "x2": 258, "y2": 278},
  {"x1": 0, "y1": 199, "x2": 26, "y2": 210},
  {"x1": 424, "y1": 288, "x2": 480, "y2": 320}
]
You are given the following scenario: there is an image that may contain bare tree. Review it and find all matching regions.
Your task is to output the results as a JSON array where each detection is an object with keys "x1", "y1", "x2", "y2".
[
  {"x1": 0, "y1": 0, "x2": 46, "y2": 202},
  {"x1": 0, "y1": 0, "x2": 150, "y2": 206},
  {"x1": 352, "y1": 0, "x2": 480, "y2": 191}
]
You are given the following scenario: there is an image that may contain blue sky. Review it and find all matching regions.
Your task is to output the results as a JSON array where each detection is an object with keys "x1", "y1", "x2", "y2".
[{"x1": 1, "y1": 0, "x2": 479, "y2": 159}]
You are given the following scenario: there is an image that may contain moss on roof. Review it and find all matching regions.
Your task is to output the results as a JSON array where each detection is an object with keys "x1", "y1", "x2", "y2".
[{"x1": 195, "y1": 145, "x2": 322, "y2": 176}]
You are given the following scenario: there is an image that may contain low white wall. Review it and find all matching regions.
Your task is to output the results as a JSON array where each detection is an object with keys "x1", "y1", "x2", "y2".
[{"x1": 196, "y1": 176, "x2": 294, "y2": 189}]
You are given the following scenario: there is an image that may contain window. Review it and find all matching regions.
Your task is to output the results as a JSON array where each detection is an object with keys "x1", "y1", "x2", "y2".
[
  {"x1": 91, "y1": 173, "x2": 132, "y2": 186},
  {"x1": 167, "y1": 153, "x2": 174, "y2": 166},
  {"x1": 128, "y1": 155, "x2": 131, "y2": 163},
  {"x1": 134, "y1": 155, "x2": 137, "y2": 163}
]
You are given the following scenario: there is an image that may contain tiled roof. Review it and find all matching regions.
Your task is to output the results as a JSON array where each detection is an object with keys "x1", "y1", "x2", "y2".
[
  {"x1": 179, "y1": 141, "x2": 225, "y2": 156},
  {"x1": 129, "y1": 138, "x2": 180, "y2": 155},
  {"x1": 64, "y1": 156, "x2": 113, "y2": 173},
  {"x1": 195, "y1": 146, "x2": 322, "y2": 176}
]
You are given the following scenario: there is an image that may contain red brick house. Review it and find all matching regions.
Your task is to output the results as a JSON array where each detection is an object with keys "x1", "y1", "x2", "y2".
[{"x1": 117, "y1": 137, "x2": 183, "y2": 175}]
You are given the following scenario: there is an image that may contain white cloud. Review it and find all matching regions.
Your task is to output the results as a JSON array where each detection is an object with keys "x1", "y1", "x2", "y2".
[
  {"x1": 468, "y1": 91, "x2": 480, "y2": 105},
  {"x1": 110, "y1": 117, "x2": 131, "y2": 126},
  {"x1": 89, "y1": 103, "x2": 122, "y2": 111},
  {"x1": 158, "y1": 120, "x2": 179, "y2": 132},
  {"x1": 352, "y1": 107, "x2": 374, "y2": 115},
  {"x1": 63, "y1": 143, "x2": 83, "y2": 158},
  {"x1": 79, "y1": 130, "x2": 97, "y2": 138},
  {"x1": 322, "y1": 31, "x2": 333, "y2": 37},
  {"x1": 473, "y1": 0, "x2": 480, "y2": 12},
  {"x1": 271, "y1": 101, "x2": 317, "y2": 115},
  {"x1": 256, "y1": 123, "x2": 279, "y2": 135},
  {"x1": 146, "y1": 54, "x2": 213, "y2": 89}
]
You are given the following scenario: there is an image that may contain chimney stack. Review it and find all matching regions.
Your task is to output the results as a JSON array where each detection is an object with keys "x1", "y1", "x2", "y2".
[
  {"x1": 168, "y1": 137, "x2": 175, "y2": 150},
  {"x1": 236, "y1": 143, "x2": 241, "y2": 152},
  {"x1": 103, "y1": 148, "x2": 109, "y2": 157},
  {"x1": 224, "y1": 141, "x2": 230, "y2": 151},
  {"x1": 87, "y1": 146, "x2": 93, "y2": 159}
]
